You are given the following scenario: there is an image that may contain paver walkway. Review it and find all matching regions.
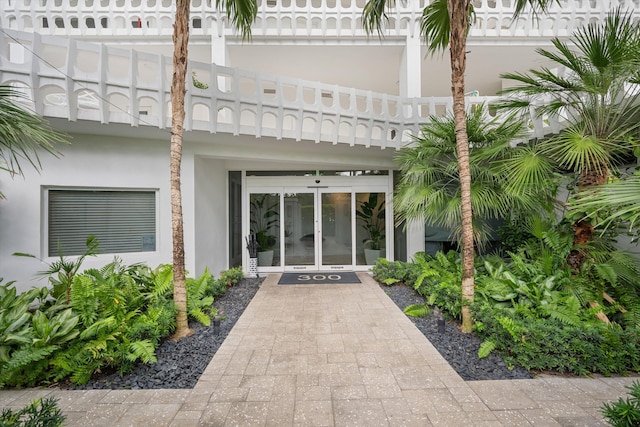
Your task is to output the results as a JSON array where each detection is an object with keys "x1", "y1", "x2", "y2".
[{"x1": 0, "y1": 273, "x2": 637, "y2": 426}]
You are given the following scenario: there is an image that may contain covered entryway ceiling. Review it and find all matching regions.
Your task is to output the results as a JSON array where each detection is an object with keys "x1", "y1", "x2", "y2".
[{"x1": 227, "y1": 42, "x2": 557, "y2": 97}]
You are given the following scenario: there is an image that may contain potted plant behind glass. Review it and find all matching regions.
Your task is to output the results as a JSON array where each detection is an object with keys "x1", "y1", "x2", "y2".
[
  {"x1": 250, "y1": 194, "x2": 279, "y2": 266},
  {"x1": 356, "y1": 193, "x2": 386, "y2": 265}
]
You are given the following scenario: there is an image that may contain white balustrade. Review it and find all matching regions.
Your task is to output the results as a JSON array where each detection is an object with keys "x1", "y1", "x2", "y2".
[
  {"x1": 0, "y1": 29, "x2": 560, "y2": 148},
  {"x1": 2, "y1": 0, "x2": 637, "y2": 39}
]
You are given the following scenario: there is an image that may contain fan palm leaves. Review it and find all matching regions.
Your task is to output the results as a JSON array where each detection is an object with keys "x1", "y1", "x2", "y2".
[
  {"x1": 499, "y1": 9, "x2": 640, "y2": 184},
  {"x1": 575, "y1": 173, "x2": 640, "y2": 233},
  {"x1": 498, "y1": 8, "x2": 640, "y2": 267},
  {"x1": 395, "y1": 105, "x2": 555, "y2": 248},
  {"x1": 0, "y1": 85, "x2": 68, "y2": 198}
]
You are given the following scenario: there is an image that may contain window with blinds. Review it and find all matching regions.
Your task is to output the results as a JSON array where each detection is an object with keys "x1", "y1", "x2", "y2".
[{"x1": 48, "y1": 189, "x2": 157, "y2": 256}]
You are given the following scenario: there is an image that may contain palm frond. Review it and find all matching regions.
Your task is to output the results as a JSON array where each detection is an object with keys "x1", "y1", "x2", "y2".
[
  {"x1": 573, "y1": 173, "x2": 640, "y2": 230},
  {"x1": 215, "y1": 0, "x2": 257, "y2": 40},
  {"x1": 362, "y1": 0, "x2": 394, "y2": 36},
  {"x1": 0, "y1": 86, "x2": 69, "y2": 197}
]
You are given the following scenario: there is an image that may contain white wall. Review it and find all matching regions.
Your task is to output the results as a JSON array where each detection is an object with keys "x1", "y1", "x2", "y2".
[
  {"x1": 193, "y1": 157, "x2": 228, "y2": 277},
  {"x1": 0, "y1": 134, "x2": 173, "y2": 293}
]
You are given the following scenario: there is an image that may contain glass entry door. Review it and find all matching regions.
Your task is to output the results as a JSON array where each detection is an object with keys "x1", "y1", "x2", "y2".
[
  {"x1": 249, "y1": 184, "x2": 387, "y2": 271},
  {"x1": 282, "y1": 188, "x2": 353, "y2": 271}
]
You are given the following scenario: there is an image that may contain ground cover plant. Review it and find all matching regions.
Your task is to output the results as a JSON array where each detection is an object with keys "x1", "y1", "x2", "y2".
[{"x1": 0, "y1": 245, "x2": 244, "y2": 388}]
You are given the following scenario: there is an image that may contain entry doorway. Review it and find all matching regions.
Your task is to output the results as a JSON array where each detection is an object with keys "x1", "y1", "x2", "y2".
[
  {"x1": 246, "y1": 176, "x2": 390, "y2": 272},
  {"x1": 282, "y1": 187, "x2": 353, "y2": 271}
]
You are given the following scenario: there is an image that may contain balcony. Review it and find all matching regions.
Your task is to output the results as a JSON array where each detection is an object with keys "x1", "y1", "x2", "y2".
[
  {"x1": 2, "y1": 0, "x2": 636, "y2": 39},
  {"x1": 0, "y1": 29, "x2": 562, "y2": 149}
]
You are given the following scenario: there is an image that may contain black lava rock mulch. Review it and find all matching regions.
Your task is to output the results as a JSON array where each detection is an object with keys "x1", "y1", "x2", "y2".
[
  {"x1": 383, "y1": 284, "x2": 533, "y2": 381},
  {"x1": 71, "y1": 277, "x2": 263, "y2": 390}
]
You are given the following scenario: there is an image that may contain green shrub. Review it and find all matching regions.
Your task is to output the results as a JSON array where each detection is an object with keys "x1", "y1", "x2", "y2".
[
  {"x1": 220, "y1": 267, "x2": 244, "y2": 287},
  {"x1": 206, "y1": 267, "x2": 244, "y2": 299},
  {"x1": 373, "y1": 251, "x2": 463, "y2": 320},
  {"x1": 371, "y1": 258, "x2": 421, "y2": 287},
  {"x1": 49, "y1": 260, "x2": 175, "y2": 384},
  {"x1": 601, "y1": 381, "x2": 640, "y2": 427},
  {"x1": 473, "y1": 302, "x2": 640, "y2": 375},
  {"x1": 412, "y1": 251, "x2": 463, "y2": 320},
  {"x1": 0, "y1": 397, "x2": 65, "y2": 427},
  {"x1": 497, "y1": 216, "x2": 535, "y2": 253}
]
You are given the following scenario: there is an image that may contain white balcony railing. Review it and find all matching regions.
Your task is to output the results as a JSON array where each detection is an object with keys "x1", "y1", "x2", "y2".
[
  {"x1": 2, "y1": 0, "x2": 637, "y2": 39},
  {"x1": 0, "y1": 30, "x2": 561, "y2": 149}
]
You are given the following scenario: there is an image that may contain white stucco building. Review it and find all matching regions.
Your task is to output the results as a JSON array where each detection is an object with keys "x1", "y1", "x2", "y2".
[{"x1": 1, "y1": 0, "x2": 637, "y2": 292}]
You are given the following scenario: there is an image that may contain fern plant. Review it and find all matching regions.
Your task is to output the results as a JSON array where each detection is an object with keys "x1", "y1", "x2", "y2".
[
  {"x1": 186, "y1": 268, "x2": 217, "y2": 326},
  {"x1": 51, "y1": 259, "x2": 170, "y2": 384}
]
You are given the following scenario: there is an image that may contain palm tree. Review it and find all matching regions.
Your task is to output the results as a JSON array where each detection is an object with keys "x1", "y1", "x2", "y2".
[
  {"x1": 0, "y1": 85, "x2": 68, "y2": 199},
  {"x1": 363, "y1": 0, "x2": 554, "y2": 331},
  {"x1": 572, "y1": 173, "x2": 640, "y2": 234},
  {"x1": 499, "y1": 9, "x2": 640, "y2": 271},
  {"x1": 395, "y1": 105, "x2": 554, "y2": 249},
  {"x1": 170, "y1": 0, "x2": 256, "y2": 340}
]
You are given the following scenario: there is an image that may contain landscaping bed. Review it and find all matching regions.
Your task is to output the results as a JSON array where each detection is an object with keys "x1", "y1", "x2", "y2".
[
  {"x1": 383, "y1": 283, "x2": 533, "y2": 381},
  {"x1": 70, "y1": 277, "x2": 263, "y2": 390}
]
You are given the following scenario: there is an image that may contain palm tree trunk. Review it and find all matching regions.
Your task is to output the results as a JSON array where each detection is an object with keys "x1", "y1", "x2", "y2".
[
  {"x1": 448, "y1": 0, "x2": 474, "y2": 333},
  {"x1": 170, "y1": 0, "x2": 193, "y2": 341},
  {"x1": 568, "y1": 167, "x2": 608, "y2": 271}
]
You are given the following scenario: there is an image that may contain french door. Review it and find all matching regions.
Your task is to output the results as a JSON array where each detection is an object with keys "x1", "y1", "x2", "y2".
[
  {"x1": 248, "y1": 185, "x2": 387, "y2": 271},
  {"x1": 283, "y1": 187, "x2": 353, "y2": 271}
]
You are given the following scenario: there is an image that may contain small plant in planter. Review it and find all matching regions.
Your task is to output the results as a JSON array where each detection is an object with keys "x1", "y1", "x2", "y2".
[
  {"x1": 250, "y1": 194, "x2": 280, "y2": 266},
  {"x1": 356, "y1": 192, "x2": 386, "y2": 264}
]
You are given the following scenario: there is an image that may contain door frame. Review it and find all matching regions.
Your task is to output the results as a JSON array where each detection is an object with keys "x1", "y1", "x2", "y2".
[{"x1": 244, "y1": 174, "x2": 393, "y2": 272}]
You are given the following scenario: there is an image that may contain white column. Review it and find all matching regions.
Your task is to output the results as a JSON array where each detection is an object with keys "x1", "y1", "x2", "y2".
[
  {"x1": 400, "y1": 33, "x2": 425, "y2": 261},
  {"x1": 399, "y1": 33, "x2": 422, "y2": 99},
  {"x1": 211, "y1": 33, "x2": 227, "y2": 66}
]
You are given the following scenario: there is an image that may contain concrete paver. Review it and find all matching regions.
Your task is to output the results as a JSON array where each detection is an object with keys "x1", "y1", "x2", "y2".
[{"x1": 1, "y1": 273, "x2": 637, "y2": 426}]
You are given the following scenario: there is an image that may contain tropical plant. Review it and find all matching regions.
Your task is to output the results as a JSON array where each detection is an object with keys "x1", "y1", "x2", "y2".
[
  {"x1": 249, "y1": 194, "x2": 280, "y2": 251},
  {"x1": 403, "y1": 303, "x2": 429, "y2": 318},
  {"x1": 371, "y1": 257, "x2": 421, "y2": 287},
  {"x1": 473, "y1": 302, "x2": 640, "y2": 375},
  {"x1": 498, "y1": 9, "x2": 640, "y2": 270},
  {"x1": 14, "y1": 235, "x2": 100, "y2": 304},
  {"x1": 219, "y1": 266, "x2": 244, "y2": 288},
  {"x1": 394, "y1": 105, "x2": 554, "y2": 249},
  {"x1": 0, "y1": 397, "x2": 65, "y2": 427},
  {"x1": 50, "y1": 260, "x2": 173, "y2": 384},
  {"x1": 0, "y1": 85, "x2": 68, "y2": 199},
  {"x1": 0, "y1": 279, "x2": 84, "y2": 387},
  {"x1": 0, "y1": 282, "x2": 38, "y2": 387},
  {"x1": 169, "y1": 0, "x2": 257, "y2": 340},
  {"x1": 412, "y1": 251, "x2": 464, "y2": 319},
  {"x1": 363, "y1": 0, "x2": 555, "y2": 332},
  {"x1": 601, "y1": 381, "x2": 640, "y2": 427},
  {"x1": 356, "y1": 192, "x2": 386, "y2": 250},
  {"x1": 572, "y1": 171, "x2": 640, "y2": 236},
  {"x1": 186, "y1": 268, "x2": 217, "y2": 326},
  {"x1": 480, "y1": 217, "x2": 640, "y2": 325}
]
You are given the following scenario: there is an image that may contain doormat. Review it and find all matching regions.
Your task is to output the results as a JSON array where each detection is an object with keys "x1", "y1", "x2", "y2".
[{"x1": 278, "y1": 272, "x2": 361, "y2": 285}]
